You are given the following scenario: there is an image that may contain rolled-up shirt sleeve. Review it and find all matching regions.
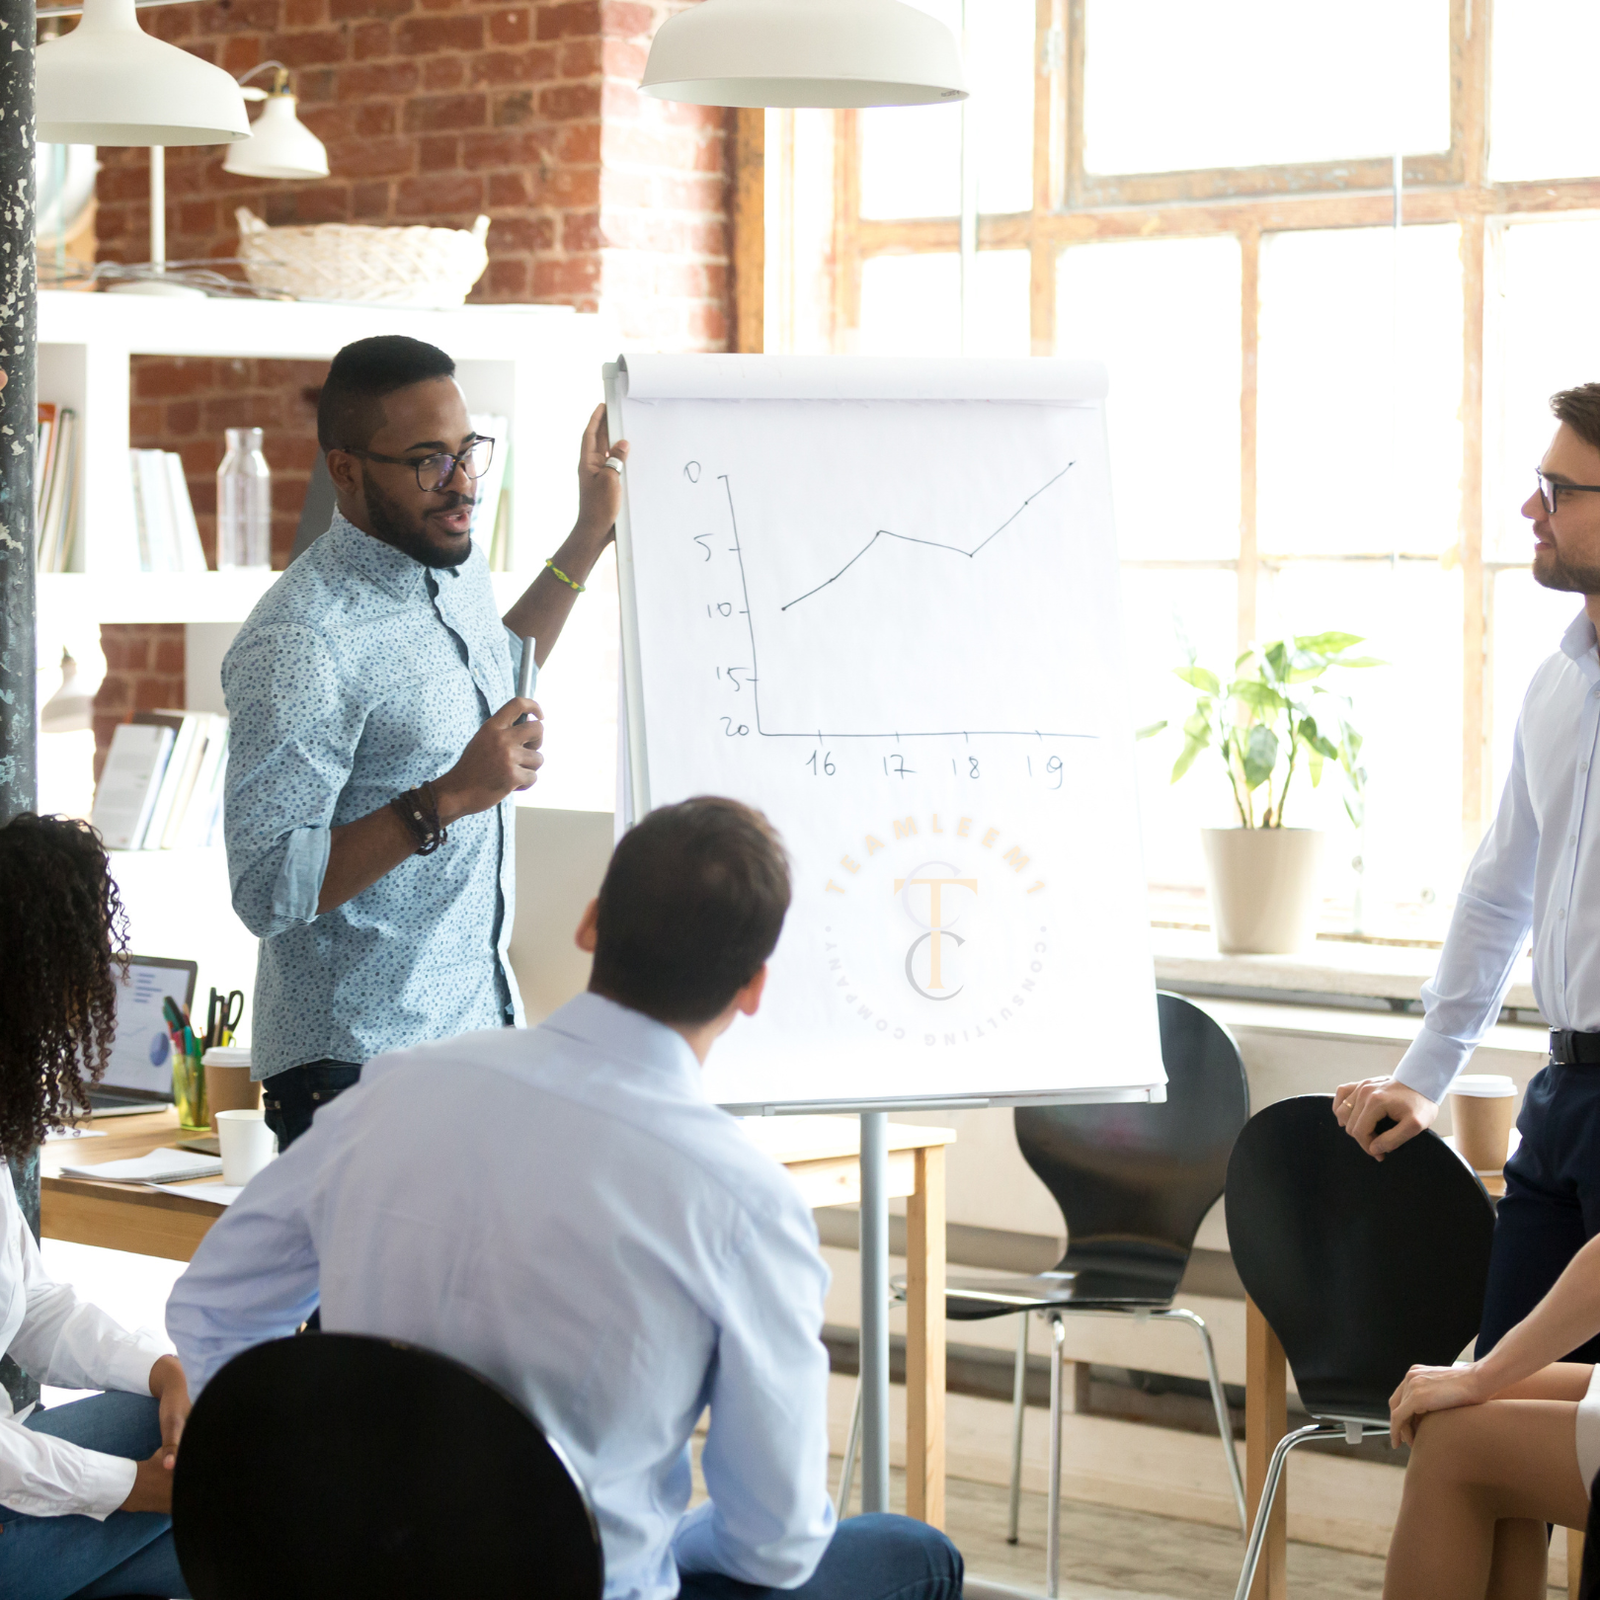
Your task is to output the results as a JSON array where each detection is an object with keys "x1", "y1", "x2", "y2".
[
  {"x1": 1394, "y1": 714, "x2": 1538, "y2": 1103},
  {"x1": 223, "y1": 622, "x2": 364, "y2": 939}
]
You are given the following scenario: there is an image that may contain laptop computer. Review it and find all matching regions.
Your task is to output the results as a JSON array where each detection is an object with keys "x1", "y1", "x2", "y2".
[{"x1": 88, "y1": 954, "x2": 200, "y2": 1116}]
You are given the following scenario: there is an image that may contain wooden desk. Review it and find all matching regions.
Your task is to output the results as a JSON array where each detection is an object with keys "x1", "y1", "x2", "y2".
[{"x1": 43, "y1": 1110, "x2": 955, "y2": 1527}]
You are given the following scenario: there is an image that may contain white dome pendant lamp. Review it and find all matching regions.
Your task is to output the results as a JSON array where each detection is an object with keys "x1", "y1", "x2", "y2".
[
  {"x1": 639, "y1": 0, "x2": 967, "y2": 108},
  {"x1": 36, "y1": 0, "x2": 252, "y2": 146},
  {"x1": 224, "y1": 64, "x2": 329, "y2": 181}
]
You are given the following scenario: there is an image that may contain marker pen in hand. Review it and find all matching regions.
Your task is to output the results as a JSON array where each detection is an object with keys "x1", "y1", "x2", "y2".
[{"x1": 516, "y1": 637, "x2": 538, "y2": 724}]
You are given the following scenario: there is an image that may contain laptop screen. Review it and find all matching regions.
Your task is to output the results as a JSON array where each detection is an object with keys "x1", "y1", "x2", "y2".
[{"x1": 100, "y1": 955, "x2": 200, "y2": 1099}]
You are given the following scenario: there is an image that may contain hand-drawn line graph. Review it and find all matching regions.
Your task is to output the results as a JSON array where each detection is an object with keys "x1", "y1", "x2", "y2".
[
  {"x1": 781, "y1": 462, "x2": 1076, "y2": 612},
  {"x1": 715, "y1": 469, "x2": 1098, "y2": 743}
]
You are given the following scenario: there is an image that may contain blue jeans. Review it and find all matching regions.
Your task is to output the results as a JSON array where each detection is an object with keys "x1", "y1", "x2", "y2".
[
  {"x1": 677, "y1": 1514, "x2": 962, "y2": 1600},
  {"x1": 1478, "y1": 1062, "x2": 1600, "y2": 1363},
  {"x1": 0, "y1": 1390, "x2": 189, "y2": 1600},
  {"x1": 260, "y1": 1060, "x2": 362, "y2": 1153}
]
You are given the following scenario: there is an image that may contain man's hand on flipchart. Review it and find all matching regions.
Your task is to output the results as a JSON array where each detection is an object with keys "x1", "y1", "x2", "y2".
[
  {"x1": 434, "y1": 698, "x2": 544, "y2": 820},
  {"x1": 574, "y1": 403, "x2": 630, "y2": 545},
  {"x1": 1333, "y1": 1075, "x2": 1439, "y2": 1160}
]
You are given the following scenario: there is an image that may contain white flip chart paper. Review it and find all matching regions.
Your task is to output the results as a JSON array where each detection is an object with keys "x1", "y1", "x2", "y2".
[{"x1": 609, "y1": 356, "x2": 1163, "y2": 1113}]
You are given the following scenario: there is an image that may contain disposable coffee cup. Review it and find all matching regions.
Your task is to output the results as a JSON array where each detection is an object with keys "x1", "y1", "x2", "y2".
[
  {"x1": 203, "y1": 1045, "x2": 259, "y2": 1126},
  {"x1": 1451, "y1": 1074, "x2": 1518, "y2": 1176},
  {"x1": 215, "y1": 1108, "x2": 277, "y2": 1187}
]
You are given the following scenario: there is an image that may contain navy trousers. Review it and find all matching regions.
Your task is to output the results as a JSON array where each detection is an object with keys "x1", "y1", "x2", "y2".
[
  {"x1": 260, "y1": 1059, "x2": 362, "y2": 1153},
  {"x1": 677, "y1": 1514, "x2": 962, "y2": 1600},
  {"x1": 1477, "y1": 1060, "x2": 1600, "y2": 1361}
]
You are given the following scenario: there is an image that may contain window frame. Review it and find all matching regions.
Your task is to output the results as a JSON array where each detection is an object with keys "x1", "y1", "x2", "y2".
[{"x1": 772, "y1": 0, "x2": 1600, "y2": 876}]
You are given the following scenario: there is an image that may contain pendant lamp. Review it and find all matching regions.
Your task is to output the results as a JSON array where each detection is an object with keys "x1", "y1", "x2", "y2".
[
  {"x1": 36, "y1": 0, "x2": 251, "y2": 146},
  {"x1": 224, "y1": 65, "x2": 329, "y2": 181},
  {"x1": 639, "y1": 0, "x2": 966, "y2": 108}
]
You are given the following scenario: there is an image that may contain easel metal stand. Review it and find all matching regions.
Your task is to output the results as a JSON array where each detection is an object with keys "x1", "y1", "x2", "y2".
[{"x1": 858, "y1": 1109, "x2": 891, "y2": 1513}]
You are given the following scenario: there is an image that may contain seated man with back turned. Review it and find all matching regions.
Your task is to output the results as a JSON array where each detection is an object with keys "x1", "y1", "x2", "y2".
[{"x1": 165, "y1": 797, "x2": 962, "y2": 1600}]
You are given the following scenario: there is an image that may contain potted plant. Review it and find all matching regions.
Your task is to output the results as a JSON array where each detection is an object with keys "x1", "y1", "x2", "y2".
[{"x1": 1142, "y1": 632, "x2": 1380, "y2": 954}]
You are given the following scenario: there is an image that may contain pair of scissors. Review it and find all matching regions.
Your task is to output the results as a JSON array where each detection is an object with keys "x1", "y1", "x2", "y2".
[{"x1": 206, "y1": 988, "x2": 244, "y2": 1049}]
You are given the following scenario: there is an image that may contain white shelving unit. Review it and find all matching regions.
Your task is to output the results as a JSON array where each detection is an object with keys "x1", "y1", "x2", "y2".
[
  {"x1": 34, "y1": 289, "x2": 614, "y2": 627},
  {"x1": 32, "y1": 292, "x2": 622, "y2": 1016}
]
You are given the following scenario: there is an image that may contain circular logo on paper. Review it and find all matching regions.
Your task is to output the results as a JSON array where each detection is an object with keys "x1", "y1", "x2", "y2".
[
  {"x1": 149, "y1": 1031, "x2": 170, "y2": 1067},
  {"x1": 819, "y1": 809, "x2": 1050, "y2": 1047}
]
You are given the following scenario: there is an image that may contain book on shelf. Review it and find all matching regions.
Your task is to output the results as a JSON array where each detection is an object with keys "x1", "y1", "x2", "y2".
[
  {"x1": 90, "y1": 722, "x2": 174, "y2": 850},
  {"x1": 34, "y1": 404, "x2": 79, "y2": 573},
  {"x1": 94, "y1": 710, "x2": 230, "y2": 850},
  {"x1": 129, "y1": 450, "x2": 207, "y2": 574}
]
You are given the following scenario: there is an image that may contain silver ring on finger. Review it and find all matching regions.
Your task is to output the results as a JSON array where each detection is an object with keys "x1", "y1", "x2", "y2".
[{"x1": 602, "y1": 455, "x2": 624, "y2": 474}]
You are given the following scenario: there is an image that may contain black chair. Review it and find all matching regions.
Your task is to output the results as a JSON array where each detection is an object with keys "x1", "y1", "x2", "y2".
[
  {"x1": 173, "y1": 1333, "x2": 603, "y2": 1600},
  {"x1": 1224, "y1": 1095, "x2": 1495, "y2": 1600},
  {"x1": 851, "y1": 992, "x2": 1249, "y2": 1597}
]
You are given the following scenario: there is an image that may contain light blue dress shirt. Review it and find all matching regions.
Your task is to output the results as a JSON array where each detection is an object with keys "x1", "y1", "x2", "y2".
[
  {"x1": 222, "y1": 513, "x2": 525, "y2": 1080},
  {"x1": 1397, "y1": 608, "x2": 1600, "y2": 1102},
  {"x1": 165, "y1": 994, "x2": 837, "y2": 1600}
]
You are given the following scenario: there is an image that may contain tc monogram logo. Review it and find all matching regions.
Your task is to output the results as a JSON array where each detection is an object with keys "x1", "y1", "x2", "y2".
[{"x1": 894, "y1": 869, "x2": 978, "y2": 1000}]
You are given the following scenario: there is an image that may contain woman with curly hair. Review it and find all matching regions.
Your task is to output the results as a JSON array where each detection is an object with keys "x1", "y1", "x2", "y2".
[{"x1": 0, "y1": 813, "x2": 191, "y2": 1600}]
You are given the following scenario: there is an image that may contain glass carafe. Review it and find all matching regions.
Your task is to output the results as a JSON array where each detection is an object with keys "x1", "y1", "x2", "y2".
[{"x1": 217, "y1": 426, "x2": 271, "y2": 570}]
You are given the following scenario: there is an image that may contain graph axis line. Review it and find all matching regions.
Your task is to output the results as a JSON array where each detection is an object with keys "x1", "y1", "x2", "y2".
[
  {"x1": 779, "y1": 460, "x2": 1077, "y2": 613},
  {"x1": 720, "y1": 473, "x2": 1096, "y2": 744}
]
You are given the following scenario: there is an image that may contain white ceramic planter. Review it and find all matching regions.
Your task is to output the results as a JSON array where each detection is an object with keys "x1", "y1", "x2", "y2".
[{"x1": 1201, "y1": 827, "x2": 1326, "y2": 954}]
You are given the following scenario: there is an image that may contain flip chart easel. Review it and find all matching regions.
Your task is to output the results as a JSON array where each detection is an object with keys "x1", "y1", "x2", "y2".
[{"x1": 604, "y1": 354, "x2": 1166, "y2": 1514}]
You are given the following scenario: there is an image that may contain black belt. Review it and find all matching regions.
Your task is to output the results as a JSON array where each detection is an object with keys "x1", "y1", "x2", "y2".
[{"x1": 1549, "y1": 1029, "x2": 1600, "y2": 1066}]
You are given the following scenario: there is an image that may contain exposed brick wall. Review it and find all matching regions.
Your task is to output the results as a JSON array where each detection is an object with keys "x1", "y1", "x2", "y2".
[
  {"x1": 92, "y1": 625, "x2": 187, "y2": 783},
  {"x1": 91, "y1": 0, "x2": 730, "y2": 338},
  {"x1": 129, "y1": 355, "x2": 327, "y2": 571},
  {"x1": 88, "y1": 0, "x2": 734, "y2": 776}
]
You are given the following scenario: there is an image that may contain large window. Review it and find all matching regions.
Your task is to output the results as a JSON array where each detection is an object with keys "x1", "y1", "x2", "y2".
[{"x1": 761, "y1": 0, "x2": 1600, "y2": 940}]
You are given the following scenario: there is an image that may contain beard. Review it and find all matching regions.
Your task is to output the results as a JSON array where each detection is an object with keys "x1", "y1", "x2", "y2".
[
  {"x1": 362, "y1": 467, "x2": 474, "y2": 570},
  {"x1": 1533, "y1": 543, "x2": 1600, "y2": 596}
]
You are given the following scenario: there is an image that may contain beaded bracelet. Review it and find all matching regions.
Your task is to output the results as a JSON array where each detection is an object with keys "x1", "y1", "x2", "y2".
[
  {"x1": 390, "y1": 780, "x2": 447, "y2": 856},
  {"x1": 544, "y1": 558, "x2": 586, "y2": 593}
]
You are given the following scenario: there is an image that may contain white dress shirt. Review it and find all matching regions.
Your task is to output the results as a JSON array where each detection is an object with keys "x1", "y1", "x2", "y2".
[
  {"x1": 1397, "y1": 608, "x2": 1600, "y2": 1102},
  {"x1": 166, "y1": 994, "x2": 837, "y2": 1600},
  {"x1": 0, "y1": 1164, "x2": 166, "y2": 1519}
]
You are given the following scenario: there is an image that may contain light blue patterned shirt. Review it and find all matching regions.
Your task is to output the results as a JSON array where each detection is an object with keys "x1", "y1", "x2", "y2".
[
  {"x1": 166, "y1": 994, "x2": 838, "y2": 1600},
  {"x1": 222, "y1": 513, "x2": 525, "y2": 1080}
]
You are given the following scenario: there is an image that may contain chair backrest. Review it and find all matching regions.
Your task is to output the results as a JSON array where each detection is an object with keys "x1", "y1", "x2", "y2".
[
  {"x1": 1225, "y1": 1094, "x2": 1495, "y2": 1421},
  {"x1": 1015, "y1": 991, "x2": 1250, "y2": 1298},
  {"x1": 174, "y1": 1333, "x2": 603, "y2": 1600}
]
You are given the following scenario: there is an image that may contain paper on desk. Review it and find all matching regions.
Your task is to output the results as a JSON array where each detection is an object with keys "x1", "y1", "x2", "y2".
[
  {"x1": 43, "y1": 1127, "x2": 106, "y2": 1141},
  {"x1": 60, "y1": 1149, "x2": 223, "y2": 1183},
  {"x1": 149, "y1": 1184, "x2": 244, "y2": 1207}
]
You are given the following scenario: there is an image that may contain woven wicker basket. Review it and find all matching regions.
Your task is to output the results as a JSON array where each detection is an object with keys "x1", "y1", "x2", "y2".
[{"x1": 235, "y1": 208, "x2": 491, "y2": 307}]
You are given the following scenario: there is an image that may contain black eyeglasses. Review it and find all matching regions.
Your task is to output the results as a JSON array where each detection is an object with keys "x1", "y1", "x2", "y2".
[
  {"x1": 344, "y1": 436, "x2": 495, "y2": 493},
  {"x1": 1536, "y1": 468, "x2": 1600, "y2": 515}
]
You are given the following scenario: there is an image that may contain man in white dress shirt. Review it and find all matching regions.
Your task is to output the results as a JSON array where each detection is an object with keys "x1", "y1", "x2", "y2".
[
  {"x1": 1336, "y1": 382, "x2": 1600, "y2": 1360},
  {"x1": 166, "y1": 796, "x2": 962, "y2": 1600}
]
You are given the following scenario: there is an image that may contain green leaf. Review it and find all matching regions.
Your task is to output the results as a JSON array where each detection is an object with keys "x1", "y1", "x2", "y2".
[
  {"x1": 1135, "y1": 720, "x2": 1168, "y2": 741},
  {"x1": 1332, "y1": 655, "x2": 1385, "y2": 669},
  {"x1": 1230, "y1": 679, "x2": 1287, "y2": 715},
  {"x1": 1295, "y1": 631, "x2": 1364, "y2": 655},
  {"x1": 1171, "y1": 737, "x2": 1207, "y2": 783},
  {"x1": 1173, "y1": 665, "x2": 1221, "y2": 695},
  {"x1": 1181, "y1": 708, "x2": 1212, "y2": 741},
  {"x1": 1308, "y1": 746, "x2": 1325, "y2": 786},
  {"x1": 1241, "y1": 723, "x2": 1279, "y2": 789},
  {"x1": 1264, "y1": 641, "x2": 1292, "y2": 682}
]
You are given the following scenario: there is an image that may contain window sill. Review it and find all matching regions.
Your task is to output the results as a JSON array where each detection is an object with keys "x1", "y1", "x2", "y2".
[{"x1": 1151, "y1": 925, "x2": 1540, "y2": 1019}]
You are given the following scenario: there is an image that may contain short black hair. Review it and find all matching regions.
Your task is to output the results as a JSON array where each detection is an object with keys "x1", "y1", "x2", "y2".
[
  {"x1": 317, "y1": 335, "x2": 456, "y2": 452},
  {"x1": 1553, "y1": 383, "x2": 1600, "y2": 457},
  {"x1": 589, "y1": 797, "x2": 792, "y2": 1026}
]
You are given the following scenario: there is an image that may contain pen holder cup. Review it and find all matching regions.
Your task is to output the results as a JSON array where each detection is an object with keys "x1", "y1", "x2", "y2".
[
  {"x1": 173, "y1": 1050, "x2": 208, "y2": 1134},
  {"x1": 203, "y1": 1046, "x2": 258, "y2": 1127}
]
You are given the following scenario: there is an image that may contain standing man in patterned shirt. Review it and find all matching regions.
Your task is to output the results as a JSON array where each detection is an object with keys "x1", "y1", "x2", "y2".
[{"x1": 222, "y1": 335, "x2": 628, "y2": 1150}]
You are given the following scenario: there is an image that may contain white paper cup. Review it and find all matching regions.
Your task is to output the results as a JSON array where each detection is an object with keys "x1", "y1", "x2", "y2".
[{"x1": 216, "y1": 1108, "x2": 277, "y2": 1187}]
